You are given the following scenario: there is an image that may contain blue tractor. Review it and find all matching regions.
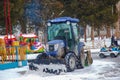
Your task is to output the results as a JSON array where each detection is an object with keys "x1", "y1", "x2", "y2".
[{"x1": 29, "y1": 17, "x2": 93, "y2": 74}]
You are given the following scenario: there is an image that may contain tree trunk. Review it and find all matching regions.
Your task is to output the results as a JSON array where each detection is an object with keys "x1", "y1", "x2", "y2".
[
  {"x1": 106, "y1": 26, "x2": 111, "y2": 38},
  {"x1": 91, "y1": 26, "x2": 94, "y2": 40},
  {"x1": 19, "y1": 18, "x2": 26, "y2": 33},
  {"x1": 115, "y1": 21, "x2": 120, "y2": 39},
  {"x1": 97, "y1": 26, "x2": 100, "y2": 37},
  {"x1": 116, "y1": 1, "x2": 120, "y2": 39},
  {"x1": 84, "y1": 26, "x2": 87, "y2": 42}
]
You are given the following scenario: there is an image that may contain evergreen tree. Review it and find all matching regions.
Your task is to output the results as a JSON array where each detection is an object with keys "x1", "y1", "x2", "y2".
[
  {"x1": 0, "y1": 0, "x2": 25, "y2": 33},
  {"x1": 59, "y1": 0, "x2": 119, "y2": 40}
]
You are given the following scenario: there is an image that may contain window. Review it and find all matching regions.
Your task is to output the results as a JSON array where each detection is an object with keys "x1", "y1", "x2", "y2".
[{"x1": 47, "y1": 23, "x2": 71, "y2": 41}]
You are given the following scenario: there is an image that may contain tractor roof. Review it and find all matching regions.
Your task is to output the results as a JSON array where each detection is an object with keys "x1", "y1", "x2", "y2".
[{"x1": 48, "y1": 17, "x2": 79, "y2": 23}]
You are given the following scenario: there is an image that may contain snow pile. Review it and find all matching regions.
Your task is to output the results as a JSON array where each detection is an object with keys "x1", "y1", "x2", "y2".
[
  {"x1": 27, "y1": 54, "x2": 39, "y2": 60},
  {"x1": 80, "y1": 37, "x2": 111, "y2": 49}
]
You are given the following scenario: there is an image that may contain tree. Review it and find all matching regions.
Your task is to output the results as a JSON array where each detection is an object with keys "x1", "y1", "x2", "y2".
[
  {"x1": 59, "y1": 0, "x2": 119, "y2": 40},
  {"x1": 0, "y1": 0, "x2": 25, "y2": 33},
  {"x1": 40, "y1": 0, "x2": 64, "y2": 43},
  {"x1": 40, "y1": 0, "x2": 63, "y2": 23}
]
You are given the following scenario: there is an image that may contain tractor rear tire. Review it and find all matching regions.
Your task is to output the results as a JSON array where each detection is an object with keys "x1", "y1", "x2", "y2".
[
  {"x1": 76, "y1": 48, "x2": 85, "y2": 69},
  {"x1": 80, "y1": 48, "x2": 85, "y2": 68},
  {"x1": 65, "y1": 53, "x2": 76, "y2": 72}
]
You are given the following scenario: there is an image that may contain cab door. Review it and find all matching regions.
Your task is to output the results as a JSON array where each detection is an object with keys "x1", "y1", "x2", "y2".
[{"x1": 71, "y1": 23, "x2": 79, "y2": 55}]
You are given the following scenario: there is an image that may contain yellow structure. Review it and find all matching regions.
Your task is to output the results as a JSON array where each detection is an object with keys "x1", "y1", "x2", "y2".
[
  {"x1": 0, "y1": 39, "x2": 27, "y2": 63},
  {"x1": 0, "y1": 38, "x2": 7, "y2": 63},
  {"x1": 12, "y1": 41, "x2": 26, "y2": 60}
]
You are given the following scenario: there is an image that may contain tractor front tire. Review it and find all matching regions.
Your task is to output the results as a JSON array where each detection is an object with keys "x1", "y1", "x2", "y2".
[
  {"x1": 36, "y1": 53, "x2": 47, "y2": 60},
  {"x1": 80, "y1": 48, "x2": 86, "y2": 68},
  {"x1": 65, "y1": 53, "x2": 76, "y2": 72}
]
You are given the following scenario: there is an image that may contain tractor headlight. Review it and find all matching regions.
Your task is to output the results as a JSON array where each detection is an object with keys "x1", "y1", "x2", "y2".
[
  {"x1": 47, "y1": 22, "x2": 51, "y2": 26},
  {"x1": 54, "y1": 44, "x2": 59, "y2": 51}
]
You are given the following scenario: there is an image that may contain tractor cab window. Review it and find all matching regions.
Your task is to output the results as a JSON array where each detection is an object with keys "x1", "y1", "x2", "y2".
[{"x1": 47, "y1": 23, "x2": 72, "y2": 41}]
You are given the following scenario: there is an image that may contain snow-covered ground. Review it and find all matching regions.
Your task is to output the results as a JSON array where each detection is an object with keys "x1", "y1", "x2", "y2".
[
  {"x1": 0, "y1": 59, "x2": 120, "y2": 80},
  {"x1": 0, "y1": 38, "x2": 120, "y2": 80}
]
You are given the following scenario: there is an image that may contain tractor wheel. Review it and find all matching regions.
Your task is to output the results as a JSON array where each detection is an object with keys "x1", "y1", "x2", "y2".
[
  {"x1": 36, "y1": 53, "x2": 47, "y2": 60},
  {"x1": 65, "y1": 53, "x2": 76, "y2": 72},
  {"x1": 110, "y1": 53, "x2": 116, "y2": 58},
  {"x1": 76, "y1": 48, "x2": 85, "y2": 69},
  {"x1": 99, "y1": 53, "x2": 106, "y2": 58}
]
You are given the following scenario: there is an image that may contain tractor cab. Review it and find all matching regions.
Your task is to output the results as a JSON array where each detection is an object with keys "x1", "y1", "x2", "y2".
[{"x1": 47, "y1": 17, "x2": 80, "y2": 52}]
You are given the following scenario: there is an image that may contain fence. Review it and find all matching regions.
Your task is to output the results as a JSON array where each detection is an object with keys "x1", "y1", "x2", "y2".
[{"x1": 0, "y1": 46, "x2": 27, "y2": 70}]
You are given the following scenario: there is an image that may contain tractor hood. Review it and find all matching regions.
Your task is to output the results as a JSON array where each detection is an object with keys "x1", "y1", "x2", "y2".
[
  {"x1": 47, "y1": 40, "x2": 65, "y2": 47},
  {"x1": 46, "y1": 40, "x2": 65, "y2": 56}
]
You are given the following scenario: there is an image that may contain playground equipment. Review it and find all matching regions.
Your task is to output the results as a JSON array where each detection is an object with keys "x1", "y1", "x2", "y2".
[
  {"x1": 29, "y1": 17, "x2": 93, "y2": 74},
  {"x1": 0, "y1": 0, "x2": 27, "y2": 70},
  {"x1": 19, "y1": 34, "x2": 45, "y2": 53},
  {"x1": 0, "y1": 35, "x2": 16, "y2": 62},
  {"x1": 0, "y1": 33, "x2": 44, "y2": 65},
  {"x1": 0, "y1": 36, "x2": 27, "y2": 70},
  {"x1": 0, "y1": 38, "x2": 7, "y2": 63}
]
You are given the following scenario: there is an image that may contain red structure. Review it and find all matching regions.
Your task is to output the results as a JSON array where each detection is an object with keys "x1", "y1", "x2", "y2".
[{"x1": 4, "y1": 0, "x2": 13, "y2": 46}]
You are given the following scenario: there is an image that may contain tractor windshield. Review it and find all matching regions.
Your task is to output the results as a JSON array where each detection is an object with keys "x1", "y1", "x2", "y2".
[{"x1": 47, "y1": 23, "x2": 72, "y2": 41}]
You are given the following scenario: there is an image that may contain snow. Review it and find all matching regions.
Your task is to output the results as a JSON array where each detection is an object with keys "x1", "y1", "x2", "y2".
[
  {"x1": 0, "y1": 35, "x2": 16, "y2": 39},
  {"x1": 0, "y1": 38, "x2": 120, "y2": 80},
  {"x1": 0, "y1": 66, "x2": 28, "y2": 80},
  {"x1": 90, "y1": 48, "x2": 100, "y2": 53},
  {"x1": 27, "y1": 54, "x2": 39, "y2": 60},
  {"x1": 81, "y1": 37, "x2": 112, "y2": 49},
  {"x1": 0, "y1": 60, "x2": 119, "y2": 80},
  {"x1": 21, "y1": 34, "x2": 37, "y2": 38}
]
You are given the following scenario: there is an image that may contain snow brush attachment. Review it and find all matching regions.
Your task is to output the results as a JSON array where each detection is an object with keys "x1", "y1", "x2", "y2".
[
  {"x1": 29, "y1": 63, "x2": 38, "y2": 71},
  {"x1": 43, "y1": 68, "x2": 66, "y2": 75},
  {"x1": 29, "y1": 63, "x2": 67, "y2": 75}
]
